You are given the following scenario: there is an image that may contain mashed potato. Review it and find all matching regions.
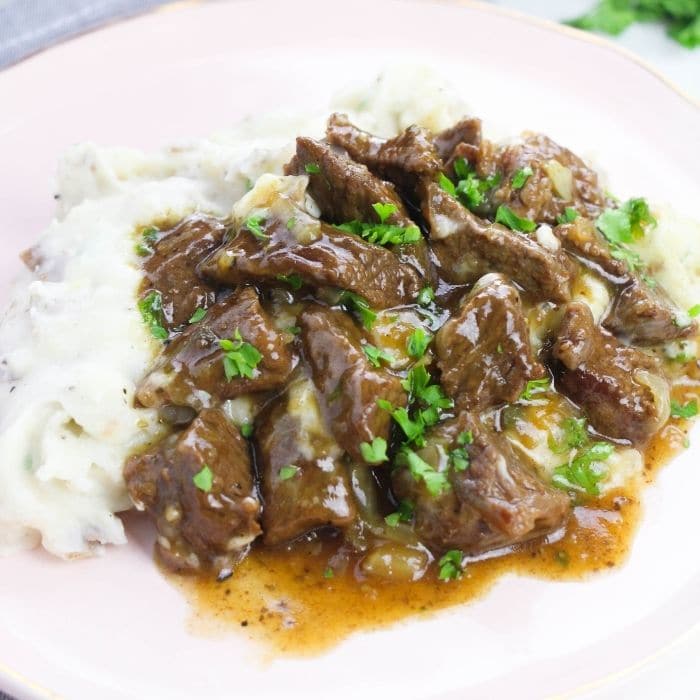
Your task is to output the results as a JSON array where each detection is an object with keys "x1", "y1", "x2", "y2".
[{"x1": 0, "y1": 69, "x2": 466, "y2": 558}]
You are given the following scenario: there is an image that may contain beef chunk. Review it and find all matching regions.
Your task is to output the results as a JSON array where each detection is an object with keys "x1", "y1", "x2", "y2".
[
  {"x1": 436, "y1": 275, "x2": 544, "y2": 411},
  {"x1": 392, "y1": 413, "x2": 570, "y2": 555},
  {"x1": 140, "y1": 215, "x2": 226, "y2": 330},
  {"x1": 285, "y1": 136, "x2": 414, "y2": 227},
  {"x1": 326, "y1": 113, "x2": 442, "y2": 194},
  {"x1": 300, "y1": 304, "x2": 407, "y2": 462},
  {"x1": 124, "y1": 408, "x2": 261, "y2": 574},
  {"x1": 137, "y1": 286, "x2": 294, "y2": 410},
  {"x1": 434, "y1": 117, "x2": 482, "y2": 171},
  {"x1": 551, "y1": 302, "x2": 670, "y2": 444},
  {"x1": 198, "y1": 176, "x2": 422, "y2": 309},
  {"x1": 556, "y1": 217, "x2": 695, "y2": 343},
  {"x1": 422, "y1": 181, "x2": 574, "y2": 302},
  {"x1": 257, "y1": 378, "x2": 356, "y2": 545},
  {"x1": 488, "y1": 134, "x2": 609, "y2": 225}
]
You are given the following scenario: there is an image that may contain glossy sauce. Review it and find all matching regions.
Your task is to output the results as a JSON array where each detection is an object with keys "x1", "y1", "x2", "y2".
[{"x1": 168, "y1": 368, "x2": 697, "y2": 655}]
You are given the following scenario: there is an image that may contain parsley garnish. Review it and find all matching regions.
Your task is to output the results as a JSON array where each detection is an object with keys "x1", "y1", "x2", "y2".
[
  {"x1": 193, "y1": 464, "x2": 213, "y2": 492},
  {"x1": 286, "y1": 217, "x2": 296, "y2": 230},
  {"x1": 219, "y1": 329, "x2": 262, "y2": 381},
  {"x1": 245, "y1": 215, "x2": 270, "y2": 241},
  {"x1": 520, "y1": 377, "x2": 551, "y2": 401},
  {"x1": 286, "y1": 325, "x2": 301, "y2": 336},
  {"x1": 372, "y1": 202, "x2": 398, "y2": 223},
  {"x1": 417, "y1": 286, "x2": 435, "y2": 306},
  {"x1": 138, "y1": 290, "x2": 168, "y2": 340},
  {"x1": 400, "y1": 365, "x2": 454, "y2": 427},
  {"x1": 511, "y1": 166, "x2": 533, "y2": 190},
  {"x1": 323, "y1": 566, "x2": 334, "y2": 579},
  {"x1": 403, "y1": 448, "x2": 451, "y2": 497},
  {"x1": 439, "y1": 158, "x2": 501, "y2": 211},
  {"x1": 305, "y1": 163, "x2": 321, "y2": 174},
  {"x1": 438, "y1": 172, "x2": 456, "y2": 196},
  {"x1": 438, "y1": 550, "x2": 463, "y2": 581},
  {"x1": 362, "y1": 344, "x2": 393, "y2": 368},
  {"x1": 240, "y1": 423, "x2": 253, "y2": 438},
  {"x1": 552, "y1": 442, "x2": 613, "y2": 496},
  {"x1": 596, "y1": 198, "x2": 656, "y2": 273},
  {"x1": 449, "y1": 447, "x2": 470, "y2": 472},
  {"x1": 495, "y1": 205, "x2": 537, "y2": 233},
  {"x1": 359, "y1": 437, "x2": 389, "y2": 465},
  {"x1": 188, "y1": 307, "x2": 207, "y2": 324},
  {"x1": 377, "y1": 399, "x2": 427, "y2": 446},
  {"x1": 556, "y1": 207, "x2": 579, "y2": 225},
  {"x1": 279, "y1": 465, "x2": 299, "y2": 481},
  {"x1": 671, "y1": 399, "x2": 698, "y2": 419},
  {"x1": 548, "y1": 417, "x2": 589, "y2": 454},
  {"x1": 135, "y1": 226, "x2": 159, "y2": 256},
  {"x1": 338, "y1": 291, "x2": 377, "y2": 330},
  {"x1": 336, "y1": 219, "x2": 422, "y2": 247},
  {"x1": 457, "y1": 431, "x2": 473, "y2": 446},
  {"x1": 407, "y1": 328, "x2": 432, "y2": 359},
  {"x1": 276, "y1": 273, "x2": 303, "y2": 290},
  {"x1": 384, "y1": 500, "x2": 414, "y2": 527},
  {"x1": 689, "y1": 304, "x2": 700, "y2": 318}
]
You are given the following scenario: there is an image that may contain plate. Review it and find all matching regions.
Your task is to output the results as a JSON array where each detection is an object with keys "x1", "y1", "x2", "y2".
[{"x1": 1, "y1": 1, "x2": 699, "y2": 698}]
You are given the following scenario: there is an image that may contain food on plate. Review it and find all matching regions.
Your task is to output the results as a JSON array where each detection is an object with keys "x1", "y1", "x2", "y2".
[{"x1": 1, "y1": 71, "x2": 699, "y2": 607}]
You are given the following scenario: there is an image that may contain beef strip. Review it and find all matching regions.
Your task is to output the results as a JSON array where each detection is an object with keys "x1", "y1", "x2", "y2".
[
  {"x1": 487, "y1": 133, "x2": 609, "y2": 225},
  {"x1": 136, "y1": 286, "x2": 294, "y2": 410},
  {"x1": 140, "y1": 215, "x2": 226, "y2": 330},
  {"x1": 433, "y1": 117, "x2": 482, "y2": 172},
  {"x1": 198, "y1": 202, "x2": 422, "y2": 309},
  {"x1": 300, "y1": 304, "x2": 407, "y2": 462},
  {"x1": 551, "y1": 302, "x2": 670, "y2": 444},
  {"x1": 326, "y1": 113, "x2": 442, "y2": 194},
  {"x1": 124, "y1": 408, "x2": 261, "y2": 574},
  {"x1": 285, "y1": 136, "x2": 434, "y2": 282},
  {"x1": 555, "y1": 217, "x2": 696, "y2": 343},
  {"x1": 422, "y1": 180, "x2": 574, "y2": 302},
  {"x1": 256, "y1": 377, "x2": 356, "y2": 545},
  {"x1": 436, "y1": 275, "x2": 544, "y2": 411},
  {"x1": 392, "y1": 412, "x2": 570, "y2": 555}
]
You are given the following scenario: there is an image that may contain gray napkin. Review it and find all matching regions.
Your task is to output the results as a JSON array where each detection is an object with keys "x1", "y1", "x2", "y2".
[{"x1": 0, "y1": 0, "x2": 173, "y2": 69}]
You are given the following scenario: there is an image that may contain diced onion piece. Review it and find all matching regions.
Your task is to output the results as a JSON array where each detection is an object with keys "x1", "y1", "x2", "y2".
[
  {"x1": 634, "y1": 369, "x2": 671, "y2": 427},
  {"x1": 544, "y1": 160, "x2": 574, "y2": 201},
  {"x1": 360, "y1": 543, "x2": 430, "y2": 581}
]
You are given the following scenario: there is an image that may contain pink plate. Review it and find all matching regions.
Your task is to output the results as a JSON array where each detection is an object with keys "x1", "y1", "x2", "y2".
[{"x1": 0, "y1": 1, "x2": 699, "y2": 698}]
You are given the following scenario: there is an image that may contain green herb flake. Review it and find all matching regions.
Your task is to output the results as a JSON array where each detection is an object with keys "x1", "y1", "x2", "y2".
[
  {"x1": 511, "y1": 166, "x2": 533, "y2": 190},
  {"x1": 548, "y1": 417, "x2": 589, "y2": 454},
  {"x1": 240, "y1": 423, "x2": 253, "y2": 439},
  {"x1": 135, "y1": 226, "x2": 159, "y2": 256},
  {"x1": 338, "y1": 291, "x2": 377, "y2": 330},
  {"x1": 449, "y1": 447, "x2": 470, "y2": 472},
  {"x1": 362, "y1": 344, "x2": 393, "y2": 368},
  {"x1": 245, "y1": 215, "x2": 270, "y2": 241},
  {"x1": 438, "y1": 549, "x2": 463, "y2": 581},
  {"x1": 286, "y1": 325, "x2": 301, "y2": 336},
  {"x1": 404, "y1": 448, "x2": 451, "y2": 497},
  {"x1": 384, "y1": 500, "x2": 414, "y2": 527},
  {"x1": 323, "y1": 566, "x2": 334, "y2": 579},
  {"x1": 138, "y1": 290, "x2": 168, "y2": 341},
  {"x1": 188, "y1": 307, "x2": 208, "y2": 324},
  {"x1": 417, "y1": 286, "x2": 435, "y2": 306},
  {"x1": 552, "y1": 442, "x2": 614, "y2": 496},
  {"x1": 438, "y1": 172, "x2": 456, "y2": 197},
  {"x1": 495, "y1": 205, "x2": 537, "y2": 233},
  {"x1": 689, "y1": 304, "x2": 700, "y2": 318},
  {"x1": 555, "y1": 550, "x2": 570, "y2": 567},
  {"x1": 377, "y1": 399, "x2": 427, "y2": 446},
  {"x1": 372, "y1": 202, "x2": 398, "y2": 224},
  {"x1": 219, "y1": 329, "x2": 263, "y2": 381},
  {"x1": 519, "y1": 377, "x2": 551, "y2": 401},
  {"x1": 193, "y1": 464, "x2": 214, "y2": 492},
  {"x1": 336, "y1": 219, "x2": 422, "y2": 247},
  {"x1": 407, "y1": 328, "x2": 433, "y2": 359},
  {"x1": 671, "y1": 399, "x2": 699, "y2": 419},
  {"x1": 304, "y1": 163, "x2": 321, "y2": 174},
  {"x1": 276, "y1": 273, "x2": 303, "y2": 290},
  {"x1": 279, "y1": 465, "x2": 299, "y2": 481},
  {"x1": 556, "y1": 207, "x2": 579, "y2": 225},
  {"x1": 359, "y1": 437, "x2": 389, "y2": 465}
]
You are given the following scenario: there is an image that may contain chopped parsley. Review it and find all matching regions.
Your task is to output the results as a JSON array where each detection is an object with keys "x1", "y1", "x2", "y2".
[
  {"x1": 240, "y1": 423, "x2": 254, "y2": 439},
  {"x1": 555, "y1": 550, "x2": 570, "y2": 567},
  {"x1": 276, "y1": 273, "x2": 303, "y2": 290},
  {"x1": 671, "y1": 399, "x2": 699, "y2": 419},
  {"x1": 689, "y1": 304, "x2": 700, "y2": 318},
  {"x1": 135, "y1": 226, "x2": 159, "y2": 256},
  {"x1": 359, "y1": 437, "x2": 389, "y2": 465},
  {"x1": 384, "y1": 500, "x2": 414, "y2": 527},
  {"x1": 245, "y1": 215, "x2": 270, "y2": 241},
  {"x1": 511, "y1": 166, "x2": 533, "y2": 190},
  {"x1": 439, "y1": 158, "x2": 501, "y2": 211},
  {"x1": 372, "y1": 202, "x2": 398, "y2": 223},
  {"x1": 556, "y1": 207, "x2": 579, "y2": 225},
  {"x1": 548, "y1": 417, "x2": 589, "y2": 454},
  {"x1": 457, "y1": 431, "x2": 473, "y2": 446},
  {"x1": 449, "y1": 447, "x2": 470, "y2": 472},
  {"x1": 438, "y1": 550, "x2": 463, "y2": 581},
  {"x1": 519, "y1": 377, "x2": 551, "y2": 401},
  {"x1": 400, "y1": 365, "x2": 454, "y2": 428},
  {"x1": 495, "y1": 205, "x2": 537, "y2": 233},
  {"x1": 377, "y1": 399, "x2": 427, "y2": 446},
  {"x1": 336, "y1": 219, "x2": 422, "y2": 247},
  {"x1": 138, "y1": 290, "x2": 168, "y2": 340},
  {"x1": 286, "y1": 217, "x2": 296, "y2": 230},
  {"x1": 286, "y1": 325, "x2": 301, "y2": 336},
  {"x1": 279, "y1": 465, "x2": 299, "y2": 481},
  {"x1": 338, "y1": 291, "x2": 377, "y2": 330},
  {"x1": 323, "y1": 566, "x2": 334, "y2": 579},
  {"x1": 438, "y1": 172, "x2": 456, "y2": 196},
  {"x1": 193, "y1": 464, "x2": 213, "y2": 492},
  {"x1": 552, "y1": 442, "x2": 613, "y2": 496},
  {"x1": 188, "y1": 307, "x2": 207, "y2": 324},
  {"x1": 403, "y1": 448, "x2": 451, "y2": 497},
  {"x1": 417, "y1": 286, "x2": 435, "y2": 306},
  {"x1": 305, "y1": 163, "x2": 321, "y2": 174},
  {"x1": 407, "y1": 328, "x2": 433, "y2": 359},
  {"x1": 362, "y1": 344, "x2": 393, "y2": 368},
  {"x1": 219, "y1": 329, "x2": 263, "y2": 381}
]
